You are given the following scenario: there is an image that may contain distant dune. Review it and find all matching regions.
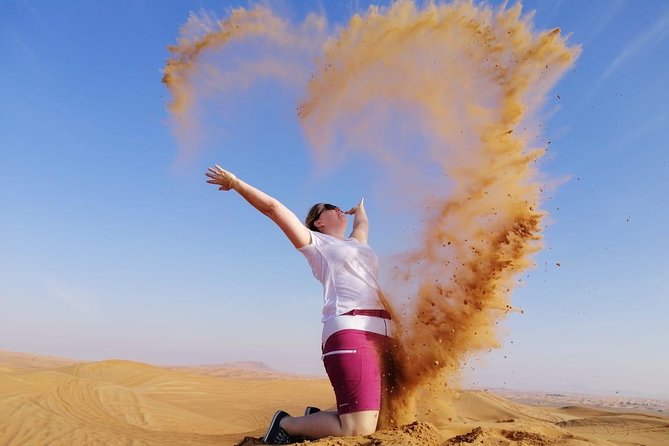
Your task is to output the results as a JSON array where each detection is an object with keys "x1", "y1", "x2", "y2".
[
  {"x1": 1, "y1": 351, "x2": 667, "y2": 445},
  {"x1": 167, "y1": 361, "x2": 320, "y2": 380},
  {"x1": 0, "y1": 350, "x2": 80, "y2": 371}
]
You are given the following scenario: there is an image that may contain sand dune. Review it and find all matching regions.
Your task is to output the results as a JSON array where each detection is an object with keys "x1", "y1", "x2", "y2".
[
  {"x1": 1, "y1": 351, "x2": 667, "y2": 445},
  {"x1": 0, "y1": 350, "x2": 79, "y2": 372},
  {"x1": 167, "y1": 362, "x2": 318, "y2": 380}
]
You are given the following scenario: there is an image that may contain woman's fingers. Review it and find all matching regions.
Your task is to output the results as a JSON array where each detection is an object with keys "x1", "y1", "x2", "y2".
[
  {"x1": 205, "y1": 173, "x2": 225, "y2": 183},
  {"x1": 345, "y1": 204, "x2": 359, "y2": 214},
  {"x1": 344, "y1": 198, "x2": 364, "y2": 214},
  {"x1": 207, "y1": 165, "x2": 229, "y2": 176},
  {"x1": 207, "y1": 165, "x2": 228, "y2": 189},
  {"x1": 206, "y1": 168, "x2": 222, "y2": 179},
  {"x1": 214, "y1": 164, "x2": 228, "y2": 174},
  {"x1": 205, "y1": 165, "x2": 237, "y2": 190},
  {"x1": 205, "y1": 166, "x2": 232, "y2": 182}
]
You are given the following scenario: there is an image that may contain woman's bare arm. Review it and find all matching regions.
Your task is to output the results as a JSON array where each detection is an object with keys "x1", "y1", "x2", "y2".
[
  {"x1": 206, "y1": 165, "x2": 311, "y2": 249},
  {"x1": 346, "y1": 198, "x2": 369, "y2": 244}
]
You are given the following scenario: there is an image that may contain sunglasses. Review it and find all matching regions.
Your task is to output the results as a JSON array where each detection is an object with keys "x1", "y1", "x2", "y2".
[{"x1": 317, "y1": 203, "x2": 341, "y2": 217}]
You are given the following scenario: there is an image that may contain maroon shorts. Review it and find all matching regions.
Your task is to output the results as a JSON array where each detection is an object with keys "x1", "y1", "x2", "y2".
[{"x1": 322, "y1": 329, "x2": 389, "y2": 415}]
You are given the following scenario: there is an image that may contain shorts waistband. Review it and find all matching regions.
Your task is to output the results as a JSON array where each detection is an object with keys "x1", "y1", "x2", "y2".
[
  {"x1": 322, "y1": 314, "x2": 393, "y2": 345},
  {"x1": 342, "y1": 309, "x2": 392, "y2": 320}
]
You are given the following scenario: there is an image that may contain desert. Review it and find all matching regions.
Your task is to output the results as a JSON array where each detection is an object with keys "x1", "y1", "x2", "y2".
[
  {"x1": 1, "y1": 351, "x2": 666, "y2": 446},
  {"x1": 3, "y1": 1, "x2": 668, "y2": 445}
]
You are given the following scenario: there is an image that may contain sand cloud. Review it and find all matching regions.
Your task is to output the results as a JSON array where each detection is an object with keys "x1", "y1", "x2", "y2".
[{"x1": 163, "y1": 0, "x2": 579, "y2": 425}]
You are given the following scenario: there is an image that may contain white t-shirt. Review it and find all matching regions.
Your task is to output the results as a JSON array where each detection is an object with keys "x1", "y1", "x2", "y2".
[{"x1": 299, "y1": 231, "x2": 386, "y2": 323}]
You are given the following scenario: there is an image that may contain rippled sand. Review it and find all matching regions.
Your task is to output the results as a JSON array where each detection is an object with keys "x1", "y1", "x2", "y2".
[{"x1": 1, "y1": 351, "x2": 667, "y2": 445}]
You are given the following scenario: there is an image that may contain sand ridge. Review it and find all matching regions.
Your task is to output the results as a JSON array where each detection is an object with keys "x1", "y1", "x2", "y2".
[
  {"x1": 167, "y1": 362, "x2": 320, "y2": 380},
  {"x1": 1, "y1": 351, "x2": 667, "y2": 445},
  {"x1": 0, "y1": 352, "x2": 332, "y2": 445}
]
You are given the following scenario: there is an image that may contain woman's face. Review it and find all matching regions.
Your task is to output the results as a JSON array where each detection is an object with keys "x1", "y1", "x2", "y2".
[{"x1": 316, "y1": 205, "x2": 347, "y2": 232}]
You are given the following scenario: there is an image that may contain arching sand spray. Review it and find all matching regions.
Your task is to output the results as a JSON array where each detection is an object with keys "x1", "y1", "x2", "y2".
[
  {"x1": 297, "y1": 2, "x2": 579, "y2": 426},
  {"x1": 163, "y1": 0, "x2": 579, "y2": 429},
  {"x1": 162, "y1": 6, "x2": 328, "y2": 162}
]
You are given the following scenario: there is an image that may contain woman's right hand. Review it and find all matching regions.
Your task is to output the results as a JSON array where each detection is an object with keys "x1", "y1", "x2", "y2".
[
  {"x1": 205, "y1": 165, "x2": 238, "y2": 191},
  {"x1": 347, "y1": 197, "x2": 369, "y2": 243},
  {"x1": 345, "y1": 197, "x2": 365, "y2": 215}
]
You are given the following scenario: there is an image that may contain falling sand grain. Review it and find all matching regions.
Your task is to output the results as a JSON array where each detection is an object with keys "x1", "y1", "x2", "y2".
[{"x1": 163, "y1": 0, "x2": 580, "y2": 428}]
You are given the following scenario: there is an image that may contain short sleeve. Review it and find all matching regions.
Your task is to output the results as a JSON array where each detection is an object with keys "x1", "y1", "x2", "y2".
[{"x1": 299, "y1": 231, "x2": 326, "y2": 283}]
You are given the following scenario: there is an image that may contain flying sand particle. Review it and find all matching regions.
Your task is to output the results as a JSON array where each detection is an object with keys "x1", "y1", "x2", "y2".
[{"x1": 162, "y1": 0, "x2": 579, "y2": 427}]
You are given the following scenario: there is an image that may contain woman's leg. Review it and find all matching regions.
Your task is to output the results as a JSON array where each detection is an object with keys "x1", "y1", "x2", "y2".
[
  {"x1": 339, "y1": 410, "x2": 379, "y2": 436},
  {"x1": 281, "y1": 410, "x2": 379, "y2": 439},
  {"x1": 280, "y1": 330, "x2": 387, "y2": 440}
]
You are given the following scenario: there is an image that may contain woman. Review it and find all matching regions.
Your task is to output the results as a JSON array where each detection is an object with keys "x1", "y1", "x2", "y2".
[{"x1": 205, "y1": 165, "x2": 392, "y2": 444}]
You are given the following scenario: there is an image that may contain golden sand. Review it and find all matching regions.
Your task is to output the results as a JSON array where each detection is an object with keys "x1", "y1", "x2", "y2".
[
  {"x1": 162, "y1": 0, "x2": 580, "y2": 425},
  {"x1": 1, "y1": 351, "x2": 667, "y2": 446}
]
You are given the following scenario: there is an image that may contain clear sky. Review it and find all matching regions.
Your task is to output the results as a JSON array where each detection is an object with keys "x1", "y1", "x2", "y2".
[{"x1": 1, "y1": 1, "x2": 668, "y2": 399}]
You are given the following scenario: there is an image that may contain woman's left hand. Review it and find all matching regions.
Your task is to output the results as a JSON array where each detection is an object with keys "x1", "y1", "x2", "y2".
[
  {"x1": 345, "y1": 197, "x2": 364, "y2": 215},
  {"x1": 205, "y1": 164, "x2": 238, "y2": 191}
]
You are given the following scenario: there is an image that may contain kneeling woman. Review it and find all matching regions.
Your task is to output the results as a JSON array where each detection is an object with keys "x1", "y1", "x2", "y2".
[{"x1": 206, "y1": 165, "x2": 392, "y2": 444}]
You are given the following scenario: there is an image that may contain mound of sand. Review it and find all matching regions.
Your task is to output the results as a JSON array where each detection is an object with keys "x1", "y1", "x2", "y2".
[
  {"x1": 1, "y1": 351, "x2": 667, "y2": 445},
  {"x1": 235, "y1": 422, "x2": 443, "y2": 446},
  {"x1": 167, "y1": 361, "x2": 318, "y2": 380},
  {"x1": 0, "y1": 352, "x2": 333, "y2": 445},
  {"x1": 0, "y1": 350, "x2": 80, "y2": 371}
]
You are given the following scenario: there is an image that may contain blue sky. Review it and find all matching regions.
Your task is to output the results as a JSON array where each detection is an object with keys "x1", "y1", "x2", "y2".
[{"x1": 1, "y1": 1, "x2": 668, "y2": 399}]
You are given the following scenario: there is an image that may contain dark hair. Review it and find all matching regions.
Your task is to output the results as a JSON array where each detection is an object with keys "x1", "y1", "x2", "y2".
[{"x1": 305, "y1": 203, "x2": 324, "y2": 232}]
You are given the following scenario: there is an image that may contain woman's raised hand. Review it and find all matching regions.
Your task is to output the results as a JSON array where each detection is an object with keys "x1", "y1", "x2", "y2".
[
  {"x1": 345, "y1": 198, "x2": 365, "y2": 215},
  {"x1": 206, "y1": 165, "x2": 238, "y2": 191}
]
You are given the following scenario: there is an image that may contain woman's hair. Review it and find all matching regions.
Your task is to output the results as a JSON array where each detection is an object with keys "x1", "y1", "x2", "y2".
[
  {"x1": 305, "y1": 203, "x2": 325, "y2": 232},
  {"x1": 305, "y1": 203, "x2": 340, "y2": 232}
]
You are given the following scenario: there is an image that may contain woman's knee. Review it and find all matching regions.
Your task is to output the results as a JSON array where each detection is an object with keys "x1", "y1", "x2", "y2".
[
  {"x1": 342, "y1": 424, "x2": 375, "y2": 436},
  {"x1": 340, "y1": 410, "x2": 379, "y2": 436}
]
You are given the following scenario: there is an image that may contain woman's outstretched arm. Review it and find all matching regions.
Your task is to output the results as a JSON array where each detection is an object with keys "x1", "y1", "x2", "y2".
[
  {"x1": 346, "y1": 198, "x2": 369, "y2": 244},
  {"x1": 205, "y1": 165, "x2": 311, "y2": 249}
]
